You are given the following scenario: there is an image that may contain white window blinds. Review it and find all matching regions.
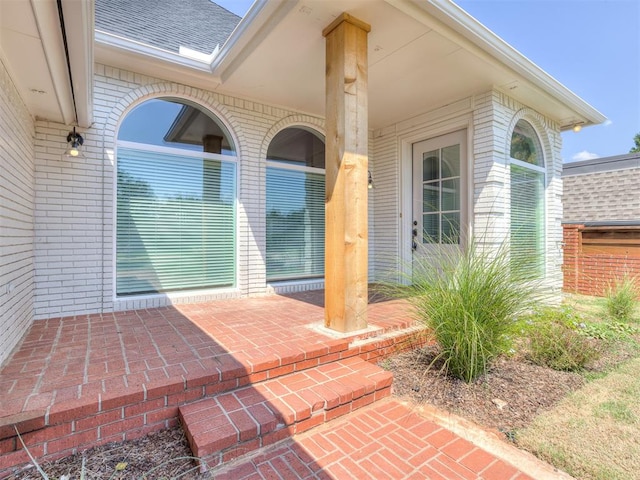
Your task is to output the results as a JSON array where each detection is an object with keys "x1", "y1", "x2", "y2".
[{"x1": 117, "y1": 147, "x2": 236, "y2": 295}]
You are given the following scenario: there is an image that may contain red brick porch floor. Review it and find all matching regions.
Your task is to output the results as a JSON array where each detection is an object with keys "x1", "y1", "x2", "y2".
[{"x1": 0, "y1": 291, "x2": 569, "y2": 478}]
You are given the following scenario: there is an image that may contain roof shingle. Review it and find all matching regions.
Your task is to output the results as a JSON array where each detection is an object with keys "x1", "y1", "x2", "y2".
[{"x1": 95, "y1": 0, "x2": 241, "y2": 55}]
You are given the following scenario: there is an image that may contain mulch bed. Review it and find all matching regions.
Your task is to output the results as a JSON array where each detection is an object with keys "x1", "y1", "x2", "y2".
[
  {"x1": 384, "y1": 347, "x2": 585, "y2": 435},
  {"x1": 7, "y1": 427, "x2": 208, "y2": 480}
]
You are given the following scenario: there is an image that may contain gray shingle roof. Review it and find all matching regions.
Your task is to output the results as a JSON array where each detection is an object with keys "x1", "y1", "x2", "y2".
[{"x1": 95, "y1": 0, "x2": 241, "y2": 55}]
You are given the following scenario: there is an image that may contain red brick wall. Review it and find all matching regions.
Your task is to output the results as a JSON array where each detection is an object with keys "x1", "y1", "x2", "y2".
[{"x1": 563, "y1": 224, "x2": 640, "y2": 296}]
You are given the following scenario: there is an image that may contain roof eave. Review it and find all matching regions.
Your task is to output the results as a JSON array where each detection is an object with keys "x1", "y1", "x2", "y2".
[
  {"x1": 93, "y1": 0, "x2": 292, "y2": 92},
  {"x1": 209, "y1": 0, "x2": 296, "y2": 81},
  {"x1": 29, "y1": 0, "x2": 75, "y2": 125},
  {"x1": 393, "y1": 0, "x2": 607, "y2": 129}
]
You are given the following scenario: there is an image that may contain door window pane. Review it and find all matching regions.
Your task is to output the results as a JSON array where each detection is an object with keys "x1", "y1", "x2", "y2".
[
  {"x1": 423, "y1": 152, "x2": 439, "y2": 181},
  {"x1": 442, "y1": 212, "x2": 460, "y2": 244},
  {"x1": 418, "y1": 142, "x2": 461, "y2": 244},
  {"x1": 423, "y1": 214, "x2": 439, "y2": 244},
  {"x1": 441, "y1": 178, "x2": 460, "y2": 211},
  {"x1": 441, "y1": 145, "x2": 460, "y2": 178},
  {"x1": 423, "y1": 183, "x2": 439, "y2": 212}
]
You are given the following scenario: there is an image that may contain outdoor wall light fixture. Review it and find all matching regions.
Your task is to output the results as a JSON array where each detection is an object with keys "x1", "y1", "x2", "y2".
[
  {"x1": 572, "y1": 123, "x2": 583, "y2": 133},
  {"x1": 368, "y1": 170, "x2": 374, "y2": 189},
  {"x1": 64, "y1": 127, "x2": 84, "y2": 158}
]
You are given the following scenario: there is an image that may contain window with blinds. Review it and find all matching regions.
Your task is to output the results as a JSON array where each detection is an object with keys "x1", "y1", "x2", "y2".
[
  {"x1": 266, "y1": 128, "x2": 325, "y2": 281},
  {"x1": 116, "y1": 98, "x2": 237, "y2": 296},
  {"x1": 509, "y1": 120, "x2": 545, "y2": 277}
]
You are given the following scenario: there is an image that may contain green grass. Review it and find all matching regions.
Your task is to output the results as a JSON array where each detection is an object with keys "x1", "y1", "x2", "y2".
[{"x1": 517, "y1": 322, "x2": 640, "y2": 480}]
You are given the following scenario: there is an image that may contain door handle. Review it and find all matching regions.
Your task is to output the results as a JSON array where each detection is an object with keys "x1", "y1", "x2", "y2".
[{"x1": 412, "y1": 220, "x2": 418, "y2": 251}]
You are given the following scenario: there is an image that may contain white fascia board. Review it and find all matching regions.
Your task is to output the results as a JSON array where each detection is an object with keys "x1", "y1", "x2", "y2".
[
  {"x1": 30, "y1": 0, "x2": 76, "y2": 126},
  {"x1": 95, "y1": 31, "x2": 220, "y2": 75},
  {"x1": 62, "y1": 0, "x2": 94, "y2": 128},
  {"x1": 393, "y1": 0, "x2": 607, "y2": 128}
]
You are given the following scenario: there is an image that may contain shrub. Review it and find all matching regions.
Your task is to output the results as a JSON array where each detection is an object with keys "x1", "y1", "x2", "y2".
[
  {"x1": 527, "y1": 320, "x2": 599, "y2": 371},
  {"x1": 605, "y1": 276, "x2": 638, "y2": 322},
  {"x1": 399, "y1": 241, "x2": 539, "y2": 383}
]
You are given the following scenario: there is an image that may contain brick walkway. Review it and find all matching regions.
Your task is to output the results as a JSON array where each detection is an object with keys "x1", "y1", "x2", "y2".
[{"x1": 212, "y1": 399, "x2": 554, "y2": 480}]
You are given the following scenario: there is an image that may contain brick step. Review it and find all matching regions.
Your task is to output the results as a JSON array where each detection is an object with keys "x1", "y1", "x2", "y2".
[{"x1": 178, "y1": 356, "x2": 393, "y2": 472}]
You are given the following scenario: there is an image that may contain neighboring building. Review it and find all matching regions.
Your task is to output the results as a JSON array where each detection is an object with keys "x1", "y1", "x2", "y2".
[
  {"x1": 0, "y1": 0, "x2": 605, "y2": 365},
  {"x1": 563, "y1": 153, "x2": 640, "y2": 296}
]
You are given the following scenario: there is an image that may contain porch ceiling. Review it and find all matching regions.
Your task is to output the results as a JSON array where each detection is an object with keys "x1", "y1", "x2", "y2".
[
  {"x1": 95, "y1": 0, "x2": 605, "y2": 132},
  {"x1": 218, "y1": 0, "x2": 496, "y2": 130},
  {"x1": 4, "y1": 0, "x2": 602, "y2": 131}
]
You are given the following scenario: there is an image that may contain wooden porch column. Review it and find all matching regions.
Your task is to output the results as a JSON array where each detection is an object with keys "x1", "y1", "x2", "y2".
[{"x1": 323, "y1": 13, "x2": 370, "y2": 333}]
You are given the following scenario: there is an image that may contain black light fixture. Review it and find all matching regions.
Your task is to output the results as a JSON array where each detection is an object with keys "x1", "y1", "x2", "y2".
[
  {"x1": 64, "y1": 127, "x2": 84, "y2": 158},
  {"x1": 368, "y1": 170, "x2": 374, "y2": 189}
]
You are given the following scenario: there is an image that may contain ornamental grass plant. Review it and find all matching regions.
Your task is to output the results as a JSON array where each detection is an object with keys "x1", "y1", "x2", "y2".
[
  {"x1": 605, "y1": 275, "x2": 638, "y2": 322},
  {"x1": 398, "y1": 240, "x2": 540, "y2": 383}
]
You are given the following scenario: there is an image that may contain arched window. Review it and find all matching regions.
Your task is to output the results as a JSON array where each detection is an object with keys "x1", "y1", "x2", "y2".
[
  {"x1": 116, "y1": 98, "x2": 237, "y2": 296},
  {"x1": 510, "y1": 119, "x2": 545, "y2": 276},
  {"x1": 266, "y1": 127, "x2": 325, "y2": 281}
]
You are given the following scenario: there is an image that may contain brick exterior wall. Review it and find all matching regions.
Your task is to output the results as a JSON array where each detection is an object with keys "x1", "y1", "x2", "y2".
[
  {"x1": 563, "y1": 224, "x2": 640, "y2": 296},
  {"x1": 562, "y1": 156, "x2": 640, "y2": 296},
  {"x1": 0, "y1": 58, "x2": 35, "y2": 365}
]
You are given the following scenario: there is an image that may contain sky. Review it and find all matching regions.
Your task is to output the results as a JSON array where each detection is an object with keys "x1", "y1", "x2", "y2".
[{"x1": 214, "y1": 0, "x2": 640, "y2": 163}]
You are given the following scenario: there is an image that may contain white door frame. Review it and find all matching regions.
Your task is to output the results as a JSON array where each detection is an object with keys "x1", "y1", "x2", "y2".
[{"x1": 398, "y1": 119, "x2": 473, "y2": 282}]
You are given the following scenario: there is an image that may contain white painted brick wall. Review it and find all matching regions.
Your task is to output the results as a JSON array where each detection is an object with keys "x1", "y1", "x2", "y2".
[
  {"x1": 370, "y1": 129, "x2": 400, "y2": 283},
  {"x1": 370, "y1": 90, "x2": 562, "y2": 292},
  {"x1": 473, "y1": 91, "x2": 563, "y2": 292},
  {"x1": 29, "y1": 63, "x2": 563, "y2": 320},
  {"x1": 33, "y1": 65, "x2": 327, "y2": 317},
  {"x1": 0, "y1": 59, "x2": 35, "y2": 365}
]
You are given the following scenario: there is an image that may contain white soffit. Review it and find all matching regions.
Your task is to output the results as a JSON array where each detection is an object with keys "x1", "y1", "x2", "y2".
[
  {"x1": 0, "y1": 0, "x2": 93, "y2": 127},
  {"x1": 0, "y1": 0, "x2": 73, "y2": 124}
]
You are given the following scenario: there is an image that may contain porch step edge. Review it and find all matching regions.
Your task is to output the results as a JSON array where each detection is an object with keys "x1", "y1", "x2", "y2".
[{"x1": 178, "y1": 357, "x2": 393, "y2": 471}]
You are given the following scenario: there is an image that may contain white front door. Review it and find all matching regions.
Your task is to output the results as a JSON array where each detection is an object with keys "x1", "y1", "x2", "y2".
[{"x1": 412, "y1": 130, "x2": 467, "y2": 261}]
